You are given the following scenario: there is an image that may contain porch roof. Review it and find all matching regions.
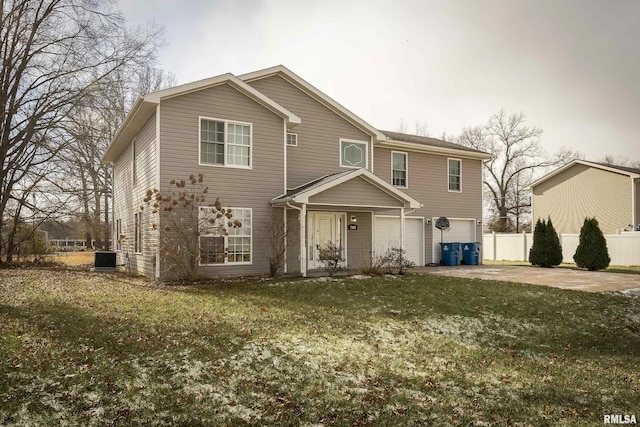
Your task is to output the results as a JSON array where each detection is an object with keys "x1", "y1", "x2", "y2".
[{"x1": 271, "y1": 168, "x2": 422, "y2": 209}]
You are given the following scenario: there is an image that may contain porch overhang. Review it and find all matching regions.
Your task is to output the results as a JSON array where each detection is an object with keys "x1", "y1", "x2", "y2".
[{"x1": 271, "y1": 168, "x2": 422, "y2": 210}]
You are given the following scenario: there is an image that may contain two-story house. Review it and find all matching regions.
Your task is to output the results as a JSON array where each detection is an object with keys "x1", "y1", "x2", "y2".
[{"x1": 102, "y1": 65, "x2": 491, "y2": 280}]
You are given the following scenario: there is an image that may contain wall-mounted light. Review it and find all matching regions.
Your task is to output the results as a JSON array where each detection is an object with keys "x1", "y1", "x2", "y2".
[
  {"x1": 425, "y1": 219, "x2": 432, "y2": 225},
  {"x1": 477, "y1": 220, "x2": 483, "y2": 225},
  {"x1": 350, "y1": 215, "x2": 357, "y2": 223}
]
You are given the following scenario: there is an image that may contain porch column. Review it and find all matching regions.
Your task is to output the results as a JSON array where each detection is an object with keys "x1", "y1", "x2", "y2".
[
  {"x1": 301, "y1": 203, "x2": 307, "y2": 277},
  {"x1": 400, "y1": 207, "x2": 406, "y2": 251}
]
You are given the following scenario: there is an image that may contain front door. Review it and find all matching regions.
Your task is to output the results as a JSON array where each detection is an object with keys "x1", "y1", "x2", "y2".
[{"x1": 308, "y1": 212, "x2": 345, "y2": 269}]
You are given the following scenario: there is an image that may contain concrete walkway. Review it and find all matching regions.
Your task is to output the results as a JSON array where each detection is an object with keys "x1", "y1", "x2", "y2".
[{"x1": 415, "y1": 265, "x2": 640, "y2": 294}]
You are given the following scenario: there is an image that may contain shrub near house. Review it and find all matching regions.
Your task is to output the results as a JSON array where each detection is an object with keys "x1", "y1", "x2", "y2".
[
  {"x1": 529, "y1": 218, "x2": 562, "y2": 268},
  {"x1": 574, "y1": 217, "x2": 611, "y2": 271}
]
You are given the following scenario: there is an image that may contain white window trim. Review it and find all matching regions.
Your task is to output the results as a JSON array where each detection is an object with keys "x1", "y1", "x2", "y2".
[
  {"x1": 391, "y1": 151, "x2": 408, "y2": 189},
  {"x1": 198, "y1": 116, "x2": 253, "y2": 169},
  {"x1": 448, "y1": 158, "x2": 462, "y2": 193},
  {"x1": 199, "y1": 207, "x2": 253, "y2": 266},
  {"x1": 286, "y1": 132, "x2": 298, "y2": 146},
  {"x1": 339, "y1": 138, "x2": 369, "y2": 169}
]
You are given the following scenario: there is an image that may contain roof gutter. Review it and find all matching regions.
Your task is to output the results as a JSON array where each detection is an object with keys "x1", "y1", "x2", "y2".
[{"x1": 376, "y1": 139, "x2": 492, "y2": 160}]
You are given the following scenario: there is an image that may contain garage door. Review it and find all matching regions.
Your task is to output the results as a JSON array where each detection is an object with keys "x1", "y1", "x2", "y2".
[
  {"x1": 432, "y1": 219, "x2": 476, "y2": 263},
  {"x1": 374, "y1": 216, "x2": 424, "y2": 266}
]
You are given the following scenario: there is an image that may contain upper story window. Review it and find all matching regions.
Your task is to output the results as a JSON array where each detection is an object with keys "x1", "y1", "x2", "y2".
[
  {"x1": 200, "y1": 117, "x2": 252, "y2": 168},
  {"x1": 286, "y1": 133, "x2": 297, "y2": 146},
  {"x1": 340, "y1": 139, "x2": 368, "y2": 169},
  {"x1": 392, "y1": 151, "x2": 408, "y2": 188},
  {"x1": 448, "y1": 158, "x2": 462, "y2": 192}
]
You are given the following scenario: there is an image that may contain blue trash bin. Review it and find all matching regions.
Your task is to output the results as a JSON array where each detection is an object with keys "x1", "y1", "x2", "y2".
[
  {"x1": 440, "y1": 242, "x2": 461, "y2": 266},
  {"x1": 462, "y1": 242, "x2": 481, "y2": 265}
]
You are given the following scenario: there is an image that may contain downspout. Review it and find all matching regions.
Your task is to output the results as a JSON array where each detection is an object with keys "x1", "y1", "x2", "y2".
[
  {"x1": 400, "y1": 207, "x2": 405, "y2": 251},
  {"x1": 632, "y1": 177, "x2": 637, "y2": 230},
  {"x1": 283, "y1": 206, "x2": 287, "y2": 273}
]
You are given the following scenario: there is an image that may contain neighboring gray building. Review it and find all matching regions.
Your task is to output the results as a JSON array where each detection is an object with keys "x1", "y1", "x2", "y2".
[
  {"x1": 103, "y1": 65, "x2": 491, "y2": 280},
  {"x1": 531, "y1": 160, "x2": 640, "y2": 234}
]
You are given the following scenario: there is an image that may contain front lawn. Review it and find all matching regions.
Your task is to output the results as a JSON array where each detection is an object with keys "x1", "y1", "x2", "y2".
[{"x1": 1, "y1": 269, "x2": 638, "y2": 426}]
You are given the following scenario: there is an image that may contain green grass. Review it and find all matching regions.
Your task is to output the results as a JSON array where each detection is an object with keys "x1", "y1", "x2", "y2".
[{"x1": 1, "y1": 269, "x2": 639, "y2": 426}]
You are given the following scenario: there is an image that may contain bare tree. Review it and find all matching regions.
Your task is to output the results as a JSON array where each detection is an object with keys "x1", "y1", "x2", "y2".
[
  {"x1": 0, "y1": 0, "x2": 162, "y2": 262},
  {"x1": 458, "y1": 109, "x2": 578, "y2": 232},
  {"x1": 599, "y1": 155, "x2": 640, "y2": 169},
  {"x1": 59, "y1": 67, "x2": 175, "y2": 250},
  {"x1": 397, "y1": 119, "x2": 429, "y2": 136}
]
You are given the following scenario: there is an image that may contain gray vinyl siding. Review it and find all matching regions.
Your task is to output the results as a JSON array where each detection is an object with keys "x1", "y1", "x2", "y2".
[
  {"x1": 374, "y1": 147, "x2": 483, "y2": 263},
  {"x1": 308, "y1": 177, "x2": 404, "y2": 207},
  {"x1": 158, "y1": 83, "x2": 285, "y2": 279},
  {"x1": 285, "y1": 208, "x2": 301, "y2": 274},
  {"x1": 532, "y1": 164, "x2": 633, "y2": 234},
  {"x1": 246, "y1": 75, "x2": 373, "y2": 188},
  {"x1": 345, "y1": 211, "x2": 373, "y2": 270},
  {"x1": 112, "y1": 113, "x2": 158, "y2": 277}
]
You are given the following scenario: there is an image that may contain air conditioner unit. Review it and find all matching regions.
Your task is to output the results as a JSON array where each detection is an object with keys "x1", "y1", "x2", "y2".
[{"x1": 93, "y1": 251, "x2": 118, "y2": 272}]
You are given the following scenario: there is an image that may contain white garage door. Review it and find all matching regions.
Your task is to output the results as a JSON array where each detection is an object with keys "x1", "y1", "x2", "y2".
[
  {"x1": 432, "y1": 219, "x2": 476, "y2": 263},
  {"x1": 374, "y1": 216, "x2": 424, "y2": 266}
]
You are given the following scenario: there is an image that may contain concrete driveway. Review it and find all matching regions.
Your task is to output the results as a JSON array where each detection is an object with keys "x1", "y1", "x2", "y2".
[{"x1": 416, "y1": 265, "x2": 640, "y2": 294}]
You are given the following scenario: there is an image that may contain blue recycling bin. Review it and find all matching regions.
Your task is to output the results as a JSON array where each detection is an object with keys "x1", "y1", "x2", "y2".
[
  {"x1": 440, "y1": 242, "x2": 461, "y2": 266},
  {"x1": 461, "y1": 242, "x2": 481, "y2": 265}
]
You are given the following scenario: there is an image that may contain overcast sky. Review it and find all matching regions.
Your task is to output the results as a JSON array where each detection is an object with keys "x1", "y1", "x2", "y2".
[{"x1": 119, "y1": 0, "x2": 639, "y2": 161}]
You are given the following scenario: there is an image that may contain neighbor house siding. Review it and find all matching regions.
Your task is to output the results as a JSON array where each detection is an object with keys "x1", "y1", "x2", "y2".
[
  {"x1": 308, "y1": 177, "x2": 404, "y2": 207},
  {"x1": 158, "y1": 83, "x2": 285, "y2": 279},
  {"x1": 246, "y1": 75, "x2": 373, "y2": 188},
  {"x1": 112, "y1": 113, "x2": 158, "y2": 277},
  {"x1": 374, "y1": 147, "x2": 483, "y2": 263},
  {"x1": 532, "y1": 164, "x2": 632, "y2": 234}
]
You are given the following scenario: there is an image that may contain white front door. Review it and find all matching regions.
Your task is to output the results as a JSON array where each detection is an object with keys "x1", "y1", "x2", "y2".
[{"x1": 308, "y1": 212, "x2": 345, "y2": 269}]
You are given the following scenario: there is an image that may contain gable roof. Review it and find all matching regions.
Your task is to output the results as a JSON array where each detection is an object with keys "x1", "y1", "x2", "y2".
[
  {"x1": 530, "y1": 159, "x2": 640, "y2": 188},
  {"x1": 239, "y1": 65, "x2": 386, "y2": 141},
  {"x1": 271, "y1": 168, "x2": 422, "y2": 209},
  {"x1": 102, "y1": 73, "x2": 301, "y2": 163}
]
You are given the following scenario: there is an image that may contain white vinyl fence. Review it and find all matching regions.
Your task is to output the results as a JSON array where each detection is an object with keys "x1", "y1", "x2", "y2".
[{"x1": 483, "y1": 231, "x2": 640, "y2": 266}]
